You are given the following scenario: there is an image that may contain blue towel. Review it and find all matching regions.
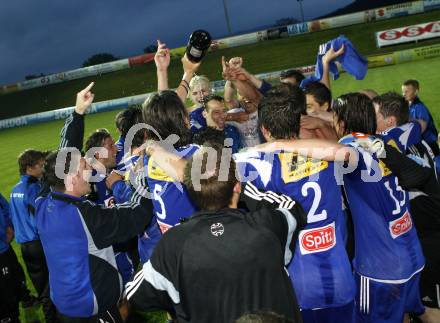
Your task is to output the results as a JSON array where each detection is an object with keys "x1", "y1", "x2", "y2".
[{"x1": 301, "y1": 35, "x2": 368, "y2": 88}]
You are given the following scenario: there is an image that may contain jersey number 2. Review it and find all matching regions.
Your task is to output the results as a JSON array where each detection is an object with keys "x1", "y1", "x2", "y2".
[{"x1": 301, "y1": 182, "x2": 327, "y2": 223}]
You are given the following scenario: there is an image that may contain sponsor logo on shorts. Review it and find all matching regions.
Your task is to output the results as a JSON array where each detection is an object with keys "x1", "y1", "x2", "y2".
[
  {"x1": 299, "y1": 222, "x2": 336, "y2": 255},
  {"x1": 389, "y1": 211, "x2": 412, "y2": 239}
]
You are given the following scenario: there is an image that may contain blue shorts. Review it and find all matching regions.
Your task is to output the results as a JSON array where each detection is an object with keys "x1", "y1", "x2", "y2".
[
  {"x1": 301, "y1": 301, "x2": 354, "y2": 323},
  {"x1": 355, "y1": 272, "x2": 425, "y2": 323}
]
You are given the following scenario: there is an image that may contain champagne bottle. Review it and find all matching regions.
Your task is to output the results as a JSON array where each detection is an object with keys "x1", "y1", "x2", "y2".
[{"x1": 186, "y1": 30, "x2": 212, "y2": 63}]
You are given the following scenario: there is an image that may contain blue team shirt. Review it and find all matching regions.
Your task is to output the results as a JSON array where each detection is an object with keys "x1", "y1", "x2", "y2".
[
  {"x1": 0, "y1": 193, "x2": 11, "y2": 253},
  {"x1": 9, "y1": 175, "x2": 41, "y2": 243},
  {"x1": 339, "y1": 133, "x2": 425, "y2": 281},
  {"x1": 379, "y1": 122, "x2": 421, "y2": 153},
  {"x1": 144, "y1": 144, "x2": 200, "y2": 233},
  {"x1": 224, "y1": 125, "x2": 242, "y2": 153},
  {"x1": 409, "y1": 97, "x2": 438, "y2": 145},
  {"x1": 111, "y1": 164, "x2": 162, "y2": 264},
  {"x1": 90, "y1": 170, "x2": 114, "y2": 206},
  {"x1": 115, "y1": 135, "x2": 125, "y2": 165},
  {"x1": 189, "y1": 107, "x2": 206, "y2": 133},
  {"x1": 234, "y1": 150, "x2": 355, "y2": 309}
]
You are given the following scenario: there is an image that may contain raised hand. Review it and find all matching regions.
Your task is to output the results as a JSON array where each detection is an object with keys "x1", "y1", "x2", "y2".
[
  {"x1": 322, "y1": 44, "x2": 345, "y2": 64},
  {"x1": 228, "y1": 57, "x2": 243, "y2": 70},
  {"x1": 75, "y1": 82, "x2": 95, "y2": 115},
  {"x1": 222, "y1": 56, "x2": 248, "y2": 81},
  {"x1": 154, "y1": 39, "x2": 170, "y2": 72},
  {"x1": 181, "y1": 53, "x2": 201, "y2": 75},
  {"x1": 105, "y1": 171, "x2": 125, "y2": 189}
]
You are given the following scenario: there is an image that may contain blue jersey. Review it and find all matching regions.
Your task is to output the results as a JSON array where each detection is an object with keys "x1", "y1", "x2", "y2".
[
  {"x1": 339, "y1": 133, "x2": 425, "y2": 281},
  {"x1": 234, "y1": 151, "x2": 355, "y2": 310},
  {"x1": 9, "y1": 175, "x2": 41, "y2": 243},
  {"x1": 409, "y1": 97, "x2": 438, "y2": 145},
  {"x1": 111, "y1": 168, "x2": 162, "y2": 264},
  {"x1": 379, "y1": 122, "x2": 422, "y2": 153},
  {"x1": 88, "y1": 169, "x2": 116, "y2": 207},
  {"x1": 115, "y1": 135, "x2": 125, "y2": 165},
  {"x1": 0, "y1": 193, "x2": 11, "y2": 253},
  {"x1": 145, "y1": 144, "x2": 200, "y2": 233},
  {"x1": 189, "y1": 107, "x2": 206, "y2": 133},
  {"x1": 224, "y1": 125, "x2": 242, "y2": 153}
]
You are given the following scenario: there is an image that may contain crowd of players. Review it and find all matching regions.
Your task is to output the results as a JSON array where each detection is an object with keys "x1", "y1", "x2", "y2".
[{"x1": 1, "y1": 37, "x2": 440, "y2": 323}]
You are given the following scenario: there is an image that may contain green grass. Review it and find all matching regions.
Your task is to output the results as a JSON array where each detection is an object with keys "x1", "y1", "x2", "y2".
[{"x1": 1, "y1": 10, "x2": 440, "y2": 119}]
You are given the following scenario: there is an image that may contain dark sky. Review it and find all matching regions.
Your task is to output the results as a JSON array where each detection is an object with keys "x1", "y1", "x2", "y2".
[{"x1": 0, "y1": 0, "x2": 353, "y2": 85}]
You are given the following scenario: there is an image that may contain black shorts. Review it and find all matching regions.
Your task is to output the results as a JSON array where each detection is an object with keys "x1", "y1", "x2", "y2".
[
  {"x1": 0, "y1": 247, "x2": 23, "y2": 321},
  {"x1": 419, "y1": 233, "x2": 440, "y2": 308}
]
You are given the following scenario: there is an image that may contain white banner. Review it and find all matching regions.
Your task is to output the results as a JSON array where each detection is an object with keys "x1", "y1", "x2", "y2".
[
  {"x1": 375, "y1": 1, "x2": 424, "y2": 20},
  {"x1": 376, "y1": 21, "x2": 440, "y2": 47},
  {"x1": 17, "y1": 59, "x2": 130, "y2": 91}
]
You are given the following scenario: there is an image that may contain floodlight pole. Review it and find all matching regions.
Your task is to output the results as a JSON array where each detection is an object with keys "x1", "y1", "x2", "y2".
[
  {"x1": 222, "y1": 0, "x2": 233, "y2": 35},
  {"x1": 297, "y1": 0, "x2": 305, "y2": 23}
]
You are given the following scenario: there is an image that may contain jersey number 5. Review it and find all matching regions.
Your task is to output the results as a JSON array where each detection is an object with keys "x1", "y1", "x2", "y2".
[{"x1": 153, "y1": 184, "x2": 167, "y2": 220}]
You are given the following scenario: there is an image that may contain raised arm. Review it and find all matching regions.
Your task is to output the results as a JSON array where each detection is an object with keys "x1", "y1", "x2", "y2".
[
  {"x1": 250, "y1": 138, "x2": 355, "y2": 163},
  {"x1": 176, "y1": 55, "x2": 201, "y2": 103},
  {"x1": 155, "y1": 40, "x2": 170, "y2": 92},
  {"x1": 222, "y1": 56, "x2": 262, "y2": 101},
  {"x1": 321, "y1": 45, "x2": 344, "y2": 90},
  {"x1": 59, "y1": 82, "x2": 95, "y2": 151}
]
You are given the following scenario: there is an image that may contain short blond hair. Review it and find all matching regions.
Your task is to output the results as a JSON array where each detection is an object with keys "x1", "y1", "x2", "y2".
[{"x1": 189, "y1": 75, "x2": 211, "y2": 91}]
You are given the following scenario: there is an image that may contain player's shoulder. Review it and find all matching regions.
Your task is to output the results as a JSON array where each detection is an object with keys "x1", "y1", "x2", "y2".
[{"x1": 177, "y1": 144, "x2": 200, "y2": 158}]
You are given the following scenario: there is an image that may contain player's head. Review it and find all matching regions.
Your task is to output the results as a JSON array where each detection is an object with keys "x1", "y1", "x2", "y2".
[
  {"x1": 18, "y1": 149, "x2": 45, "y2": 178},
  {"x1": 85, "y1": 128, "x2": 117, "y2": 169},
  {"x1": 266, "y1": 83, "x2": 306, "y2": 115},
  {"x1": 142, "y1": 90, "x2": 191, "y2": 147},
  {"x1": 333, "y1": 93, "x2": 377, "y2": 137},
  {"x1": 189, "y1": 75, "x2": 211, "y2": 105},
  {"x1": 402, "y1": 79, "x2": 419, "y2": 102},
  {"x1": 184, "y1": 144, "x2": 239, "y2": 211},
  {"x1": 303, "y1": 82, "x2": 332, "y2": 114},
  {"x1": 373, "y1": 92, "x2": 409, "y2": 133},
  {"x1": 258, "y1": 87, "x2": 304, "y2": 141},
  {"x1": 44, "y1": 150, "x2": 91, "y2": 196},
  {"x1": 359, "y1": 89, "x2": 378, "y2": 100},
  {"x1": 115, "y1": 106, "x2": 142, "y2": 138},
  {"x1": 202, "y1": 95, "x2": 227, "y2": 130},
  {"x1": 192, "y1": 126, "x2": 226, "y2": 147},
  {"x1": 279, "y1": 69, "x2": 305, "y2": 87}
]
